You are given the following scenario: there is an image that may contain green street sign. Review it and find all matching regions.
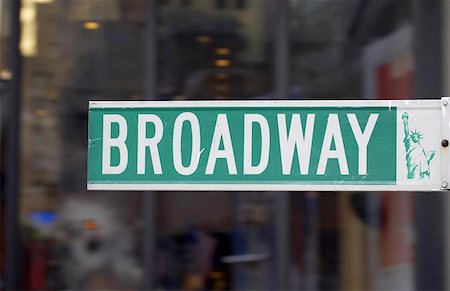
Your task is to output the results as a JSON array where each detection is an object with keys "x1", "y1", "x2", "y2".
[{"x1": 88, "y1": 99, "x2": 449, "y2": 191}]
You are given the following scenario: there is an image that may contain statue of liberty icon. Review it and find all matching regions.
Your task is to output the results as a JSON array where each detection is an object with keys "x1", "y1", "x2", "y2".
[{"x1": 402, "y1": 112, "x2": 435, "y2": 179}]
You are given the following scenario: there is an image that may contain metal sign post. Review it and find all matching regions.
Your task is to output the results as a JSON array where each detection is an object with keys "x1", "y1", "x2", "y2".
[{"x1": 87, "y1": 98, "x2": 449, "y2": 192}]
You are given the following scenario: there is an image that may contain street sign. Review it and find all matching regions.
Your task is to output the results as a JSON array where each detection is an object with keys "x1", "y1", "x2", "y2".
[{"x1": 88, "y1": 99, "x2": 450, "y2": 191}]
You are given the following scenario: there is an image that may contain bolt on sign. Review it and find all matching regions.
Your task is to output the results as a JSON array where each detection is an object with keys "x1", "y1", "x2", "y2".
[{"x1": 88, "y1": 98, "x2": 450, "y2": 191}]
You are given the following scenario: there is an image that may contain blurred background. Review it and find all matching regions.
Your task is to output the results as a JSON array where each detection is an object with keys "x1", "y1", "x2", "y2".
[{"x1": 1, "y1": 0, "x2": 450, "y2": 290}]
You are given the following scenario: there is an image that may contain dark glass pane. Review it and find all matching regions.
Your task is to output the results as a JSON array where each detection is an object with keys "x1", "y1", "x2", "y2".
[
  {"x1": 216, "y1": 0, "x2": 226, "y2": 9},
  {"x1": 236, "y1": 0, "x2": 247, "y2": 10}
]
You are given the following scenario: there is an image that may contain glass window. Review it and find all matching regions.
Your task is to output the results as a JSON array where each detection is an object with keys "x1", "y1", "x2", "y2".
[
  {"x1": 289, "y1": 1, "x2": 416, "y2": 290},
  {"x1": 17, "y1": 0, "x2": 144, "y2": 289},
  {"x1": 1, "y1": 0, "x2": 446, "y2": 290},
  {"x1": 155, "y1": 2, "x2": 274, "y2": 289}
]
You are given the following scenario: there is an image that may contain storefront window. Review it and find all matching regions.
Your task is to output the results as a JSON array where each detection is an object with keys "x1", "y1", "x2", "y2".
[{"x1": 1, "y1": 0, "x2": 446, "y2": 290}]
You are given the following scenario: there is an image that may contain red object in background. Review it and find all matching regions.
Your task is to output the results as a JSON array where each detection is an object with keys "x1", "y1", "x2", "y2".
[
  {"x1": 375, "y1": 52, "x2": 415, "y2": 268},
  {"x1": 380, "y1": 193, "x2": 414, "y2": 267},
  {"x1": 24, "y1": 241, "x2": 47, "y2": 290},
  {"x1": 376, "y1": 52, "x2": 414, "y2": 100}
]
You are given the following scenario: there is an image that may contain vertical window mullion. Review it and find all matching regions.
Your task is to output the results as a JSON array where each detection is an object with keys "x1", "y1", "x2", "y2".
[
  {"x1": 143, "y1": 0, "x2": 158, "y2": 290},
  {"x1": 273, "y1": 0, "x2": 290, "y2": 290}
]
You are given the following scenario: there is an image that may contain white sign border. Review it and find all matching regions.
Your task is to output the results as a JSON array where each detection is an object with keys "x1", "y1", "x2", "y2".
[
  {"x1": 90, "y1": 99, "x2": 442, "y2": 109},
  {"x1": 88, "y1": 183, "x2": 443, "y2": 192}
]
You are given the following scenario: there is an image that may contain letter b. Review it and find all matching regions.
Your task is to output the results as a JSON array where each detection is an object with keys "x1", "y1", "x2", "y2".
[{"x1": 102, "y1": 114, "x2": 128, "y2": 174}]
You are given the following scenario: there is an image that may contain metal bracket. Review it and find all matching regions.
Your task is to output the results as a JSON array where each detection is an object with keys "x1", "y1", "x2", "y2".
[{"x1": 442, "y1": 97, "x2": 450, "y2": 190}]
